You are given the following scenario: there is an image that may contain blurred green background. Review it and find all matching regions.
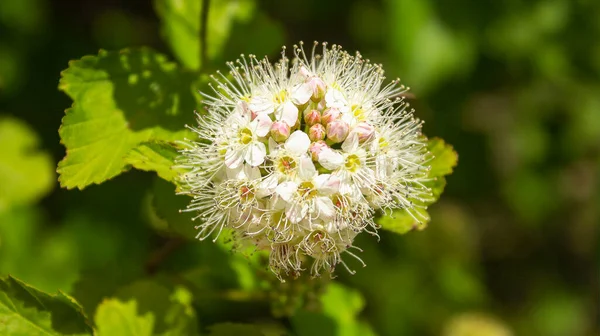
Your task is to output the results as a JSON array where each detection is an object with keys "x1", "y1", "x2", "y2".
[{"x1": 0, "y1": 0, "x2": 598, "y2": 335}]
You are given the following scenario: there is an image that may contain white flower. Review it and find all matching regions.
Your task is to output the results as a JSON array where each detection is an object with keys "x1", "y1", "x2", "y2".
[
  {"x1": 223, "y1": 107, "x2": 272, "y2": 168},
  {"x1": 274, "y1": 157, "x2": 339, "y2": 224},
  {"x1": 178, "y1": 41, "x2": 432, "y2": 279}
]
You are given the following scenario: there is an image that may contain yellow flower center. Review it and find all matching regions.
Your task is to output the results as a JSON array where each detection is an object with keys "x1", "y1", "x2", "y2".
[
  {"x1": 277, "y1": 156, "x2": 296, "y2": 173},
  {"x1": 352, "y1": 105, "x2": 367, "y2": 121},
  {"x1": 378, "y1": 137, "x2": 388, "y2": 148},
  {"x1": 274, "y1": 90, "x2": 288, "y2": 104},
  {"x1": 298, "y1": 181, "x2": 318, "y2": 199},
  {"x1": 239, "y1": 128, "x2": 253, "y2": 145},
  {"x1": 345, "y1": 154, "x2": 361, "y2": 172},
  {"x1": 239, "y1": 185, "x2": 254, "y2": 202}
]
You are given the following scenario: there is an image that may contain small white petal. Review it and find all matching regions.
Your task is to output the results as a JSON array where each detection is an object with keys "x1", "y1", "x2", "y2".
[
  {"x1": 249, "y1": 95, "x2": 275, "y2": 114},
  {"x1": 285, "y1": 130, "x2": 311, "y2": 156},
  {"x1": 315, "y1": 196, "x2": 335, "y2": 219},
  {"x1": 313, "y1": 174, "x2": 340, "y2": 195},
  {"x1": 225, "y1": 165, "x2": 244, "y2": 179},
  {"x1": 256, "y1": 174, "x2": 278, "y2": 198},
  {"x1": 275, "y1": 101, "x2": 298, "y2": 126},
  {"x1": 268, "y1": 137, "x2": 280, "y2": 154},
  {"x1": 244, "y1": 142, "x2": 266, "y2": 166},
  {"x1": 318, "y1": 148, "x2": 344, "y2": 170},
  {"x1": 291, "y1": 83, "x2": 312, "y2": 105},
  {"x1": 298, "y1": 156, "x2": 317, "y2": 180},
  {"x1": 286, "y1": 202, "x2": 309, "y2": 223},
  {"x1": 276, "y1": 181, "x2": 298, "y2": 202},
  {"x1": 225, "y1": 148, "x2": 244, "y2": 168},
  {"x1": 252, "y1": 113, "x2": 272, "y2": 137},
  {"x1": 342, "y1": 131, "x2": 359, "y2": 153},
  {"x1": 325, "y1": 88, "x2": 347, "y2": 109},
  {"x1": 244, "y1": 164, "x2": 261, "y2": 180}
]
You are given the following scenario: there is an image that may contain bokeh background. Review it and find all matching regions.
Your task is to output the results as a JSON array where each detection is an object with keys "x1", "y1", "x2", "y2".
[{"x1": 0, "y1": 0, "x2": 598, "y2": 335}]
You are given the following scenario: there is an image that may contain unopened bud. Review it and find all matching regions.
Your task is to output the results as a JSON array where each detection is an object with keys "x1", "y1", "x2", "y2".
[
  {"x1": 321, "y1": 108, "x2": 341, "y2": 125},
  {"x1": 304, "y1": 109, "x2": 321, "y2": 126},
  {"x1": 326, "y1": 120, "x2": 350, "y2": 143},
  {"x1": 309, "y1": 140, "x2": 328, "y2": 161},
  {"x1": 270, "y1": 121, "x2": 290, "y2": 142},
  {"x1": 309, "y1": 123, "x2": 326, "y2": 142},
  {"x1": 354, "y1": 122, "x2": 375, "y2": 142}
]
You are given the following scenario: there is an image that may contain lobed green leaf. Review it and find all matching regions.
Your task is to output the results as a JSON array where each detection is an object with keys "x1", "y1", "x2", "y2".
[
  {"x1": 0, "y1": 275, "x2": 93, "y2": 335},
  {"x1": 378, "y1": 137, "x2": 457, "y2": 234},
  {"x1": 125, "y1": 141, "x2": 183, "y2": 183},
  {"x1": 57, "y1": 48, "x2": 197, "y2": 190},
  {"x1": 95, "y1": 299, "x2": 154, "y2": 336}
]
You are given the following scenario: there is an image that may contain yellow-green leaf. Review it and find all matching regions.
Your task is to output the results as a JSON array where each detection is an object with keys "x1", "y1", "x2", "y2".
[
  {"x1": 0, "y1": 275, "x2": 93, "y2": 335},
  {"x1": 57, "y1": 48, "x2": 197, "y2": 190},
  {"x1": 125, "y1": 141, "x2": 182, "y2": 183},
  {"x1": 0, "y1": 117, "x2": 54, "y2": 213},
  {"x1": 154, "y1": 0, "x2": 256, "y2": 70},
  {"x1": 378, "y1": 137, "x2": 457, "y2": 234},
  {"x1": 95, "y1": 299, "x2": 154, "y2": 336}
]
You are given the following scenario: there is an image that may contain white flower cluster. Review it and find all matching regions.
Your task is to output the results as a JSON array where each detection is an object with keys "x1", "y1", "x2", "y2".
[{"x1": 178, "y1": 42, "x2": 432, "y2": 279}]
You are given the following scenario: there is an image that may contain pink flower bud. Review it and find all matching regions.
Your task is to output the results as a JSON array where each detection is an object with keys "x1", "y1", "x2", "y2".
[
  {"x1": 304, "y1": 109, "x2": 321, "y2": 126},
  {"x1": 309, "y1": 140, "x2": 328, "y2": 161},
  {"x1": 326, "y1": 120, "x2": 350, "y2": 143},
  {"x1": 309, "y1": 124, "x2": 326, "y2": 142},
  {"x1": 321, "y1": 108, "x2": 341, "y2": 125},
  {"x1": 308, "y1": 76, "x2": 326, "y2": 102},
  {"x1": 354, "y1": 122, "x2": 375, "y2": 142},
  {"x1": 270, "y1": 121, "x2": 290, "y2": 142}
]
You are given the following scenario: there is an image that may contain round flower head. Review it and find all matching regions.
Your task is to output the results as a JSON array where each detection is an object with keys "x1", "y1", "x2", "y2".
[{"x1": 178, "y1": 42, "x2": 432, "y2": 280}]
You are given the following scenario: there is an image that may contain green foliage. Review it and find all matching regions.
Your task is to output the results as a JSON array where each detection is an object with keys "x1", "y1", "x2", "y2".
[
  {"x1": 3, "y1": 0, "x2": 595, "y2": 334},
  {"x1": 377, "y1": 138, "x2": 457, "y2": 234},
  {"x1": 57, "y1": 48, "x2": 196, "y2": 190},
  {"x1": 95, "y1": 299, "x2": 154, "y2": 336},
  {"x1": 154, "y1": 0, "x2": 256, "y2": 70},
  {"x1": 125, "y1": 141, "x2": 183, "y2": 183},
  {"x1": 0, "y1": 117, "x2": 54, "y2": 213},
  {"x1": 0, "y1": 276, "x2": 92, "y2": 335},
  {"x1": 292, "y1": 283, "x2": 376, "y2": 336}
]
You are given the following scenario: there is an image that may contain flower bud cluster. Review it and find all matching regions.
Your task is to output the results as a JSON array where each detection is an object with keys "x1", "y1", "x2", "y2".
[{"x1": 178, "y1": 42, "x2": 432, "y2": 279}]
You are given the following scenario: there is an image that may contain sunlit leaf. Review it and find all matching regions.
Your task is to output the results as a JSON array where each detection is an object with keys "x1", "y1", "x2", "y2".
[
  {"x1": 292, "y1": 282, "x2": 377, "y2": 336},
  {"x1": 154, "y1": 0, "x2": 256, "y2": 70},
  {"x1": 125, "y1": 141, "x2": 183, "y2": 183},
  {"x1": 57, "y1": 48, "x2": 197, "y2": 190},
  {"x1": 0, "y1": 276, "x2": 93, "y2": 335},
  {"x1": 378, "y1": 137, "x2": 457, "y2": 234},
  {"x1": 0, "y1": 117, "x2": 54, "y2": 213},
  {"x1": 427, "y1": 137, "x2": 458, "y2": 178},
  {"x1": 95, "y1": 299, "x2": 154, "y2": 336},
  {"x1": 115, "y1": 280, "x2": 198, "y2": 336}
]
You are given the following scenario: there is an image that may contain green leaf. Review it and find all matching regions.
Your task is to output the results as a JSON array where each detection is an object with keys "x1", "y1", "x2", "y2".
[
  {"x1": 154, "y1": 0, "x2": 256, "y2": 70},
  {"x1": 114, "y1": 280, "x2": 198, "y2": 336},
  {"x1": 146, "y1": 177, "x2": 197, "y2": 237},
  {"x1": 125, "y1": 141, "x2": 182, "y2": 183},
  {"x1": 292, "y1": 283, "x2": 377, "y2": 336},
  {"x1": 57, "y1": 48, "x2": 197, "y2": 190},
  {"x1": 377, "y1": 137, "x2": 457, "y2": 234},
  {"x1": 95, "y1": 299, "x2": 154, "y2": 336},
  {"x1": 377, "y1": 207, "x2": 431, "y2": 234},
  {"x1": 0, "y1": 117, "x2": 54, "y2": 213},
  {"x1": 427, "y1": 137, "x2": 458, "y2": 178},
  {"x1": 0, "y1": 275, "x2": 93, "y2": 335}
]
